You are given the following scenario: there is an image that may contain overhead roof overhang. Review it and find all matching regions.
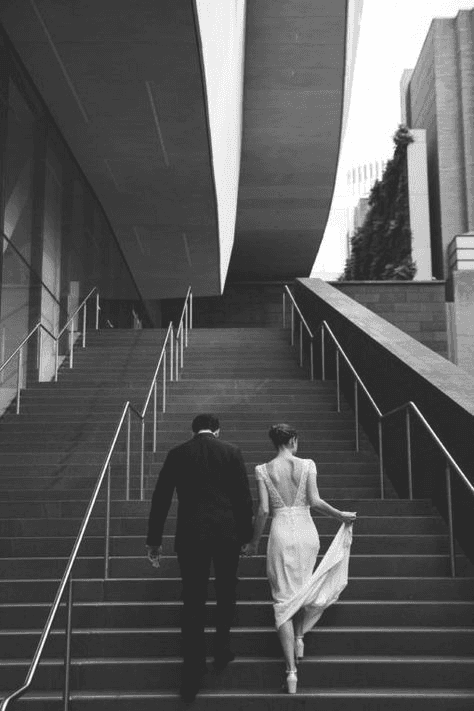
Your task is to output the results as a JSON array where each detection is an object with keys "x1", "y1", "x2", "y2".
[
  {"x1": 1, "y1": 0, "x2": 352, "y2": 297},
  {"x1": 0, "y1": 0, "x2": 220, "y2": 299},
  {"x1": 228, "y1": 0, "x2": 349, "y2": 281}
]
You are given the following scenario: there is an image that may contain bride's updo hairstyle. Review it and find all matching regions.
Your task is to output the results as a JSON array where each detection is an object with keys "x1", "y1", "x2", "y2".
[{"x1": 269, "y1": 423, "x2": 298, "y2": 450}]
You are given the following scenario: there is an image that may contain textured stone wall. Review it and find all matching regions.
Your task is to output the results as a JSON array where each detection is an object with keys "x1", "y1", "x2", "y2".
[{"x1": 333, "y1": 281, "x2": 448, "y2": 358}]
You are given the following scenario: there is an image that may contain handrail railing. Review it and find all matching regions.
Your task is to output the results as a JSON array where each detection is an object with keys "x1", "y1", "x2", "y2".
[
  {"x1": 283, "y1": 286, "x2": 474, "y2": 577},
  {"x1": 0, "y1": 286, "x2": 194, "y2": 710},
  {"x1": 0, "y1": 400, "x2": 137, "y2": 711},
  {"x1": 283, "y1": 285, "x2": 314, "y2": 378},
  {"x1": 0, "y1": 288, "x2": 99, "y2": 414},
  {"x1": 174, "y1": 286, "x2": 192, "y2": 379}
]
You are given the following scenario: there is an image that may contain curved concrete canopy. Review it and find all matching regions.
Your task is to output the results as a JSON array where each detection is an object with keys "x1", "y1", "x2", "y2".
[
  {"x1": 1, "y1": 0, "x2": 349, "y2": 297},
  {"x1": 0, "y1": 0, "x2": 220, "y2": 299},
  {"x1": 228, "y1": 0, "x2": 348, "y2": 281}
]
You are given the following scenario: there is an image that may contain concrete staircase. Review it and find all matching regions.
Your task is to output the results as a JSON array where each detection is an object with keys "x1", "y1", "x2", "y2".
[{"x1": 0, "y1": 327, "x2": 473, "y2": 709}]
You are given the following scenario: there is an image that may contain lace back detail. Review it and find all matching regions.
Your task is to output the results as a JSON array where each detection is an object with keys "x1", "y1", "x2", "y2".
[{"x1": 258, "y1": 459, "x2": 309, "y2": 510}]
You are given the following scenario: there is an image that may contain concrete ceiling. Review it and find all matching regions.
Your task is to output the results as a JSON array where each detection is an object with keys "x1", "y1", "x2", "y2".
[
  {"x1": 1, "y1": 0, "x2": 348, "y2": 296},
  {"x1": 229, "y1": 0, "x2": 347, "y2": 281},
  {"x1": 0, "y1": 0, "x2": 219, "y2": 299}
]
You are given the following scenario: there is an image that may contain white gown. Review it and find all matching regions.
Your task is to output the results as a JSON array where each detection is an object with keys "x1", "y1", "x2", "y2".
[{"x1": 255, "y1": 458, "x2": 353, "y2": 632}]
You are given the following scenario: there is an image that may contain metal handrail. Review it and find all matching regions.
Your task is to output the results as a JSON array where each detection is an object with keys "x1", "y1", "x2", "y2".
[
  {"x1": 0, "y1": 400, "x2": 136, "y2": 711},
  {"x1": 282, "y1": 288, "x2": 474, "y2": 577},
  {"x1": 57, "y1": 287, "x2": 99, "y2": 338},
  {"x1": 129, "y1": 286, "x2": 193, "y2": 499},
  {"x1": 283, "y1": 285, "x2": 314, "y2": 378},
  {"x1": 0, "y1": 288, "x2": 100, "y2": 414},
  {"x1": 174, "y1": 286, "x2": 192, "y2": 378},
  {"x1": 0, "y1": 286, "x2": 194, "y2": 709}
]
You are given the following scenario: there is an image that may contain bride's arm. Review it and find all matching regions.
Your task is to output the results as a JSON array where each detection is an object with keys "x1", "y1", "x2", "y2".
[
  {"x1": 307, "y1": 461, "x2": 356, "y2": 523},
  {"x1": 246, "y1": 472, "x2": 269, "y2": 555}
]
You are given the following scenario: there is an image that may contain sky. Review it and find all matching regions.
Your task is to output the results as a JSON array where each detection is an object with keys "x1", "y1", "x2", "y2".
[{"x1": 312, "y1": 0, "x2": 474, "y2": 277}]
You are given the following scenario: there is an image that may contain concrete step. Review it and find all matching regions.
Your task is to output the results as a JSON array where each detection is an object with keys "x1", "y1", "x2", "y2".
[
  {"x1": 0, "y1": 473, "x2": 382, "y2": 491},
  {"x1": 0, "y1": 511, "x2": 446, "y2": 537},
  {"x1": 3, "y1": 688, "x2": 473, "y2": 711},
  {"x1": 0, "y1": 499, "x2": 437, "y2": 519},
  {"x1": 2, "y1": 555, "x2": 471, "y2": 579},
  {"x1": 1, "y1": 656, "x2": 473, "y2": 692},
  {"x1": 0, "y1": 515, "x2": 449, "y2": 538},
  {"x1": 2, "y1": 576, "x2": 473, "y2": 604},
  {"x1": 1, "y1": 600, "x2": 474, "y2": 630},
  {"x1": 1, "y1": 626, "x2": 473, "y2": 660},
  {"x1": 0, "y1": 534, "x2": 453, "y2": 557}
]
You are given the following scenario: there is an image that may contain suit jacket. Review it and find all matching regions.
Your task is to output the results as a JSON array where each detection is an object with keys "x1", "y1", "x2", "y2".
[{"x1": 146, "y1": 433, "x2": 254, "y2": 551}]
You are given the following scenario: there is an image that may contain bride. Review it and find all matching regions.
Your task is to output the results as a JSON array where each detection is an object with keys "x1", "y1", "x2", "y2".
[{"x1": 244, "y1": 424, "x2": 356, "y2": 694}]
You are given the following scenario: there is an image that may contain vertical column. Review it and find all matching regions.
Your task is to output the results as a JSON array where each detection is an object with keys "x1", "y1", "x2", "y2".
[
  {"x1": 0, "y1": 36, "x2": 9, "y2": 314},
  {"x1": 26, "y1": 116, "x2": 48, "y2": 381}
]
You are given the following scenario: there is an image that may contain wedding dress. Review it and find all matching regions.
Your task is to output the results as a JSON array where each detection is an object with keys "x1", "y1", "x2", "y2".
[{"x1": 255, "y1": 458, "x2": 353, "y2": 632}]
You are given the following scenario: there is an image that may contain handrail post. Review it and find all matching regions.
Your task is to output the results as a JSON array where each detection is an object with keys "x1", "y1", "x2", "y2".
[
  {"x1": 95, "y1": 292, "x2": 100, "y2": 330},
  {"x1": 62, "y1": 577, "x2": 73, "y2": 711},
  {"x1": 82, "y1": 303, "x2": 87, "y2": 348},
  {"x1": 69, "y1": 327, "x2": 73, "y2": 369},
  {"x1": 310, "y1": 338, "x2": 314, "y2": 381},
  {"x1": 354, "y1": 379, "x2": 359, "y2": 452},
  {"x1": 153, "y1": 380, "x2": 157, "y2": 453},
  {"x1": 190, "y1": 291, "x2": 193, "y2": 329},
  {"x1": 282, "y1": 292, "x2": 286, "y2": 329},
  {"x1": 37, "y1": 326, "x2": 42, "y2": 371},
  {"x1": 0, "y1": 327, "x2": 5, "y2": 385},
  {"x1": 162, "y1": 350, "x2": 167, "y2": 413},
  {"x1": 336, "y1": 349, "x2": 341, "y2": 412},
  {"x1": 126, "y1": 409, "x2": 131, "y2": 501},
  {"x1": 175, "y1": 333, "x2": 179, "y2": 381},
  {"x1": 445, "y1": 462, "x2": 456, "y2": 577},
  {"x1": 321, "y1": 325, "x2": 326, "y2": 381},
  {"x1": 170, "y1": 326, "x2": 174, "y2": 382},
  {"x1": 406, "y1": 408, "x2": 413, "y2": 500},
  {"x1": 378, "y1": 420, "x2": 385, "y2": 499},
  {"x1": 299, "y1": 320, "x2": 303, "y2": 367},
  {"x1": 185, "y1": 303, "x2": 189, "y2": 348},
  {"x1": 140, "y1": 419, "x2": 145, "y2": 501},
  {"x1": 104, "y1": 463, "x2": 112, "y2": 579},
  {"x1": 54, "y1": 335, "x2": 59, "y2": 382},
  {"x1": 290, "y1": 303, "x2": 294, "y2": 346},
  {"x1": 16, "y1": 348, "x2": 22, "y2": 415},
  {"x1": 180, "y1": 327, "x2": 184, "y2": 368}
]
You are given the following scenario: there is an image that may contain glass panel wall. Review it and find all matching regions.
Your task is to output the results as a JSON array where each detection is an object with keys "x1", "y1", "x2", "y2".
[{"x1": 0, "y1": 26, "x2": 150, "y2": 413}]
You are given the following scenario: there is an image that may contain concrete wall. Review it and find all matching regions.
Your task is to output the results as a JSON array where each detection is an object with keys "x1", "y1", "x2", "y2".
[
  {"x1": 294, "y1": 277, "x2": 474, "y2": 563},
  {"x1": 333, "y1": 281, "x2": 448, "y2": 358},
  {"x1": 161, "y1": 282, "x2": 284, "y2": 328},
  {"x1": 448, "y1": 271, "x2": 474, "y2": 374}
]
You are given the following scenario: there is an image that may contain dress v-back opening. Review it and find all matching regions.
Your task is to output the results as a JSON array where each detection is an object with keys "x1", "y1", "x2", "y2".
[{"x1": 263, "y1": 457, "x2": 308, "y2": 510}]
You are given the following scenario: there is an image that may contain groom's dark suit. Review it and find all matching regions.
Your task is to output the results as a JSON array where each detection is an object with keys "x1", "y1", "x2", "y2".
[{"x1": 146, "y1": 431, "x2": 253, "y2": 678}]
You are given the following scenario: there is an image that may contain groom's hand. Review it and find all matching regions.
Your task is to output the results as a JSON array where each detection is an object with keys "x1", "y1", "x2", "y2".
[{"x1": 146, "y1": 545, "x2": 162, "y2": 568}]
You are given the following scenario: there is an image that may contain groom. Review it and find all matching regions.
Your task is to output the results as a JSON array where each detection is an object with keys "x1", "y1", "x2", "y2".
[{"x1": 146, "y1": 413, "x2": 254, "y2": 702}]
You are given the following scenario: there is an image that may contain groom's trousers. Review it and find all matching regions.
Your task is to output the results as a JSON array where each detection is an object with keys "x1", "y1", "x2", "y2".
[{"x1": 177, "y1": 537, "x2": 242, "y2": 675}]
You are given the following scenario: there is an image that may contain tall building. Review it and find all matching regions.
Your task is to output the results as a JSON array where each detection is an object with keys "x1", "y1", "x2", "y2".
[{"x1": 402, "y1": 8, "x2": 474, "y2": 279}]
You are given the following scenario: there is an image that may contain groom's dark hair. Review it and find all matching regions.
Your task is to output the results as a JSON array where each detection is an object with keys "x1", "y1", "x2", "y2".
[{"x1": 192, "y1": 413, "x2": 220, "y2": 433}]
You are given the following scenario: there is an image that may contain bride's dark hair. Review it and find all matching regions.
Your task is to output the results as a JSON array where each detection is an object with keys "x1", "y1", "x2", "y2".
[{"x1": 269, "y1": 423, "x2": 298, "y2": 449}]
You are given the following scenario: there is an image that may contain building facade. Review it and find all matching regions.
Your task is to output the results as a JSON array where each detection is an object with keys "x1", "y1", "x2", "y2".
[{"x1": 402, "y1": 8, "x2": 474, "y2": 279}]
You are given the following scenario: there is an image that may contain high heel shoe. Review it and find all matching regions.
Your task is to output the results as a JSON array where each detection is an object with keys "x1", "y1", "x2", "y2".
[
  {"x1": 295, "y1": 636, "x2": 304, "y2": 663},
  {"x1": 286, "y1": 669, "x2": 298, "y2": 694}
]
